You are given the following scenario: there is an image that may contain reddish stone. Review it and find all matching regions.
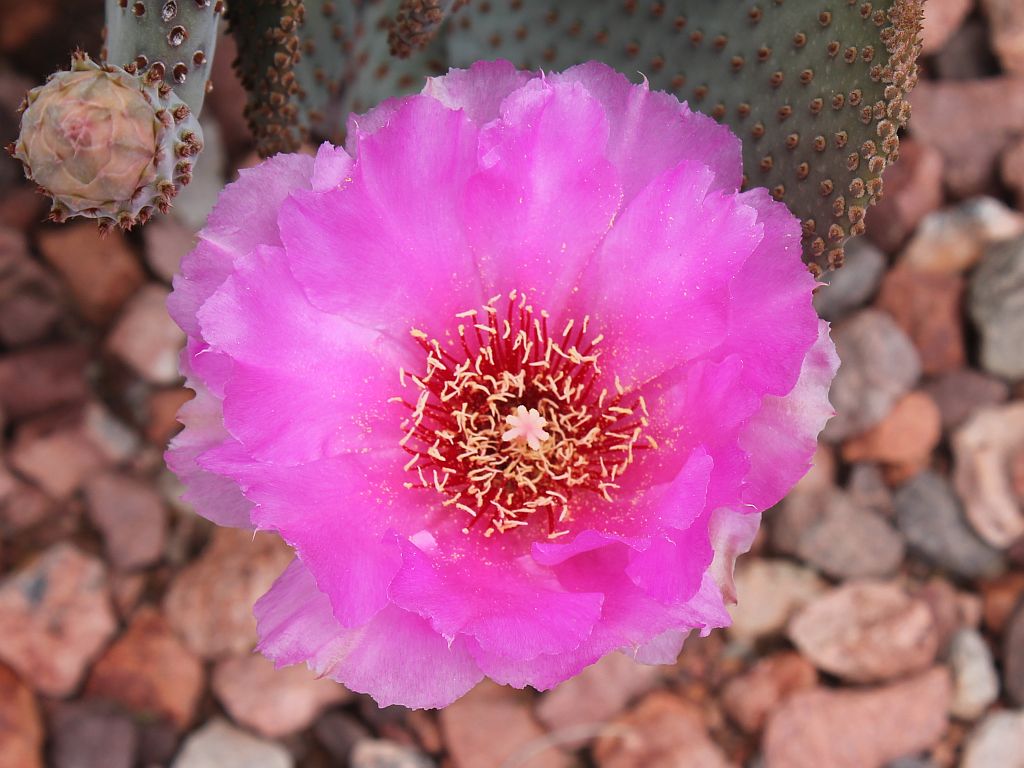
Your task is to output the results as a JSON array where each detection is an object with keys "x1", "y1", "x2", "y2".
[
  {"x1": 921, "y1": 0, "x2": 973, "y2": 54},
  {"x1": 106, "y1": 284, "x2": 185, "y2": 384},
  {"x1": 87, "y1": 607, "x2": 204, "y2": 729},
  {"x1": 842, "y1": 391, "x2": 942, "y2": 470},
  {"x1": 866, "y1": 140, "x2": 944, "y2": 253},
  {"x1": 84, "y1": 473, "x2": 167, "y2": 570},
  {"x1": 212, "y1": 653, "x2": 349, "y2": 738},
  {"x1": 902, "y1": 197, "x2": 1024, "y2": 274},
  {"x1": 50, "y1": 700, "x2": 138, "y2": 768},
  {"x1": 0, "y1": 228, "x2": 62, "y2": 346},
  {"x1": 37, "y1": 223, "x2": 144, "y2": 325},
  {"x1": 0, "y1": 543, "x2": 116, "y2": 696},
  {"x1": 763, "y1": 669, "x2": 951, "y2": 768},
  {"x1": 593, "y1": 691, "x2": 731, "y2": 768},
  {"x1": 876, "y1": 265, "x2": 965, "y2": 374},
  {"x1": 440, "y1": 682, "x2": 571, "y2": 768},
  {"x1": 0, "y1": 464, "x2": 53, "y2": 535},
  {"x1": 1003, "y1": 137, "x2": 1024, "y2": 208},
  {"x1": 721, "y1": 653, "x2": 818, "y2": 734},
  {"x1": 0, "y1": 663, "x2": 43, "y2": 768},
  {"x1": 8, "y1": 411, "x2": 106, "y2": 499},
  {"x1": 981, "y1": 572, "x2": 1024, "y2": 635},
  {"x1": 0, "y1": 345, "x2": 89, "y2": 420},
  {"x1": 911, "y1": 79, "x2": 1024, "y2": 197},
  {"x1": 146, "y1": 387, "x2": 193, "y2": 445},
  {"x1": 982, "y1": 0, "x2": 1024, "y2": 75},
  {"x1": 164, "y1": 528, "x2": 293, "y2": 658}
]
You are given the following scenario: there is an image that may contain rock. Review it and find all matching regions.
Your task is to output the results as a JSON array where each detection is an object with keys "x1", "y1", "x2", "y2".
[
  {"x1": 910, "y1": 80, "x2": 1024, "y2": 197},
  {"x1": 981, "y1": 572, "x2": 1024, "y2": 633},
  {"x1": 0, "y1": 543, "x2": 116, "y2": 696},
  {"x1": 172, "y1": 719, "x2": 293, "y2": 768},
  {"x1": 0, "y1": 227, "x2": 61, "y2": 346},
  {"x1": 78, "y1": 401, "x2": 140, "y2": 464},
  {"x1": 876, "y1": 266, "x2": 965, "y2": 375},
  {"x1": 51, "y1": 701, "x2": 138, "y2": 768},
  {"x1": 84, "y1": 473, "x2": 167, "y2": 570},
  {"x1": 921, "y1": 0, "x2": 973, "y2": 54},
  {"x1": 788, "y1": 581, "x2": 939, "y2": 684},
  {"x1": 948, "y1": 628, "x2": 999, "y2": 721},
  {"x1": 439, "y1": 682, "x2": 571, "y2": 768},
  {"x1": 934, "y1": 18, "x2": 1002, "y2": 80},
  {"x1": 914, "y1": 577, "x2": 983, "y2": 656},
  {"x1": 970, "y1": 235, "x2": 1024, "y2": 380},
  {"x1": 0, "y1": 663, "x2": 43, "y2": 768},
  {"x1": 841, "y1": 391, "x2": 941, "y2": 470},
  {"x1": 953, "y1": 403, "x2": 1024, "y2": 548},
  {"x1": 350, "y1": 740, "x2": 435, "y2": 768},
  {"x1": 788, "y1": 489, "x2": 905, "y2": 580},
  {"x1": 901, "y1": 197, "x2": 1024, "y2": 274},
  {"x1": 143, "y1": 218, "x2": 195, "y2": 283},
  {"x1": 146, "y1": 387, "x2": 193, "y2": 445},
  {"x1": 982, "y1": 0, "x2": 1024, "y2": 75},
  {"x1": 0, "y1": 467, "x2": 53, "y2": 535},
  {"x1": 536, "y1": 652, "x2": 659, "y2": 733},
  {"x1": 961, "y1": 710, "x2": 1024, "y2": 768},
  {"x1": 37, "y1": 223, "x2": 144, "y2": 325},
  {"x1": 924, "y1": 370, "x2": 1010, "y2": 431},
  {"x1": 865, "y1": 140, "x2": 944, "y2": 253},
  {"x1": 1006, "y1": 600, "x2": 1024, "y2": 706},
  {"x1": 315, "y1": 712, "x2": 371, "y2": 764},
  {"x1": 106, "y1": 284, "x2": 185, "y2": 384},
  {"x1": 86, "y1": 607, "x2": 204, "y2": 729},
  {"x1": 8, "y1": 412, "x2": 107, "y2": 499},
  {"x1": 822, "y1": 310, "x2": 921, "y2": 442},
  {"x1": 894, "y1": 471, "x2": 1004, "y2": 579},
  {"x1": 1004, "y1": 137, "x2": 1024, "y2": 208},
  {"x1": 846, "y1": 463, "x2": 894, "y2": 517},
  {"x1": 763, "y1": 668, "x2": 951, "y2": 768},
  {"x1": 212, "y1": 653, "x2": 349, "y2": 738},
  {"x1": 727, "y1": 559, "x2": 826, "y2": 642},
  {"x1": 164, "y1": 528, "x2": 293, "y2": 658},
  {"x1": 813, "y1": 238, "x2": 886, "y2": 321},
  {"x1": 593, "y1": 691, "x2": 730, "y2": 768},
  {"x1": 721, "y1": 653, "x2": 818, "y2": 734},
  {"x1": 0, "y1": 345, "x2": 89, "y2": 420}
]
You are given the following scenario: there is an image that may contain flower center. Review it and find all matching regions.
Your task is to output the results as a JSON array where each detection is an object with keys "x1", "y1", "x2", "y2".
[{"x1": 394, "y1": 291, "x2": 654, "y2": 539}]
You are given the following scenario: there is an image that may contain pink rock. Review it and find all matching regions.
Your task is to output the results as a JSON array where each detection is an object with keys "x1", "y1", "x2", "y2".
[
  {"x1": 788, "y1": 581, "x2": 939, "y2": 684},
  {"x1": 982, "y1": 0, "x2": 1024, "y2": 75},
  {"x1": 440, "y1": 682, "x2": 571, "y2": 768},
  {"x1": 8, "y1": 411, "x2": 106, "y2": 499},
  {"x1": 212, "y1": 653, "x2": 349, "y2": 738},
  {"x1": 925, "y1": 369, "x2": 1010, "y2": 431},
  {"x1": 86, "y1": 606, "x2": 204, "y2": 729},
  {"x1": 37, "y1": 223, "x2": 144, "y2": 326},
  {"x1": 84, "y1": 473, "x2": 167, "y2": 570},
  {"x1": 0, "y1": 228, "x2": 61, "y2": 346},
  {"x1": 536, "y1": 653, "x2": 659, "y2": 733},
  {"x1": 763, "y1": 668, "x2": 952, "y2": 768},
  {"x1": 0, "y1": 543, "x2": 116, "y2": 696},
  {"x1": 866, "y1": 139, "x2": 944, "y2": 253},
  {"x1": 0, "y1": 464, "x2": 53, "y2": 535},
  {"x1": 842, "y1": 391, "x2": 943, "y2": 468},
  {"x1": 593, "y1": 691, "x2": 732, "y2": 768},
  {"x1": 901, "y1": 197, "x2": 1024, "y2": 275},
  {"x1": 0, "y1": 345, "x2": 89, "y2": 420},
  {"x1": 0, "y1": 663, "x2": 43, "y2": 768},
  {"x1": 105, "y1": 284, "x2": 185, "y2": 384},
  {"x1": 163, "y1": 528, "x2": 293, "y2": 658},
  {"x1": 911, "y1": 79, "x2": 1024, "y2": 197},
  {"x1": 1003, "y1": 137, "x2": 1024, "y2": 208},
  {"x1": 721, "y1": 653, "x2": 818, "y2": 734},
  {"x1": 728, "y1": 559, "x2": 826, "y2": 642},
  {"x1": 921, "y1": 0, "x2": 974, "y2": 54}
]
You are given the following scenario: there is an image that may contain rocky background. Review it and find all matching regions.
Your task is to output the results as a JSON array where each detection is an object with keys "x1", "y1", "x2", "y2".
[{"x1": 1, "y1": 1, "x2": 1024, "y2": 766}]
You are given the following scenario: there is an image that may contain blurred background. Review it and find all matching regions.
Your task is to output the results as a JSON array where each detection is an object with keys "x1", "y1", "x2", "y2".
[{"x1": 1, "y1": 1, "x2": 1023, "y2": 766}]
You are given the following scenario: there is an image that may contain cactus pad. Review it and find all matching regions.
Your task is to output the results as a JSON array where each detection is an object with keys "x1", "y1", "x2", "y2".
[{"x1": 9, "y1": 52, "x2": 202, "y2": 230}]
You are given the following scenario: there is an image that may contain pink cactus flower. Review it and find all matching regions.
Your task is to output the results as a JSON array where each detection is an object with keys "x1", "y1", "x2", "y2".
[{"x1": 167, "y1": 61, "x2": 838, "y2": 709}]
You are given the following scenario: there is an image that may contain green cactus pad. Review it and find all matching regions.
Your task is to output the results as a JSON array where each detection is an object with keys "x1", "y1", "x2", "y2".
[
  {"x1": 444, "y1": 0, "x2": 922, "y2": 273},
  {"x1": 103, "y1": 0, "x2": 223, "y2": 114},
  {"x1": 9, "y1": 52, "x2": 203, "y2": 230}
]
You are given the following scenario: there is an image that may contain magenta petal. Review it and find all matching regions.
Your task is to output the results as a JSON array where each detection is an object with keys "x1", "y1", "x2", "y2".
[
  {"x1": 463, "y1": 79, "x2": 622, "y2": 314},
  {"x1": 198, "y1": 245, "x2": 407, "y2": 464},
  {"x1": 424, "y1": 60, "x2": 536, "y2": 124},
  {"x1": 282, "y1": 96, "x2": 484, "y2": 339},
  {"x1": 256, "y1": 559, "x2": 483, "y2": 709},
  {"x1": 553, "y1": 62, "x2": 742, "y2": 202},
  {"x1": 311, "y1": 142, "x2": 353, "y2": 191},
  {"x1": 390, "y1": 538, "x2": 603, "y2": 661},
  {"x1": 625, "y1": 515, "x2": 714, "y2": 606},
  {"x1": 573, "y1": 160, "x2": 761, "y2": 386}
]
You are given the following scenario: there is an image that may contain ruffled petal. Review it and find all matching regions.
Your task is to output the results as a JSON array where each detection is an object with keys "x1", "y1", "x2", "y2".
[
  {"x1": 423, "y1": 60, "x2": 536, "y2": 124},
  {"x1": 256, "y1": 559, "x2": 483, "y2": 709}
]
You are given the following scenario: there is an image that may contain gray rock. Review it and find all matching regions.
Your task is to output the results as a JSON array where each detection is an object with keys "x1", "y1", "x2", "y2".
[
  {"x1": 813, "y1": 239, "x2": 887, "y2": 322},
  {"x1": 822, "y1": 310, "x2": 921, "y2": 442},
  {"x1": 351, "y1": 740, "x2": 435, "y2": 768},
  {"x1": 924, "y1": 369, "x2": 1010, "y2": 431},
  {"x1": 961, "y1": 710, "x2": 1024, "y2": 768},
  {"x1": 970, "y1": 234, "x2": 1024, "y2": 380},
  {"x1": 894, "y1": 472, "x2": 1004, "y2": 579},
  {"x1": 949, "y1": 628, "x2": 1000, "y2": 721},
  {"x1": 52, "y1": 702, "x2": 138, "y2": 768},
  {"x1": 172, "y1": 720, "x2": 292, "y2": 768},
  {"x1": 1006, "y1": 601, "x2": 1024, "y2": 707}
]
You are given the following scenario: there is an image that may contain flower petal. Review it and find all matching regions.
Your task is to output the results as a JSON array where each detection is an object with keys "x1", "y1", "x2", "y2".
[{"x1": 424, "y1": 60, "x2": 536, "y2": 124}]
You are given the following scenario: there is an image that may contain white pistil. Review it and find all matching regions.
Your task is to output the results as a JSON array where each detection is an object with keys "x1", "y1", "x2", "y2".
[{"x1": 502, "y1": 405, "x2": 551, "y2": 451}]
